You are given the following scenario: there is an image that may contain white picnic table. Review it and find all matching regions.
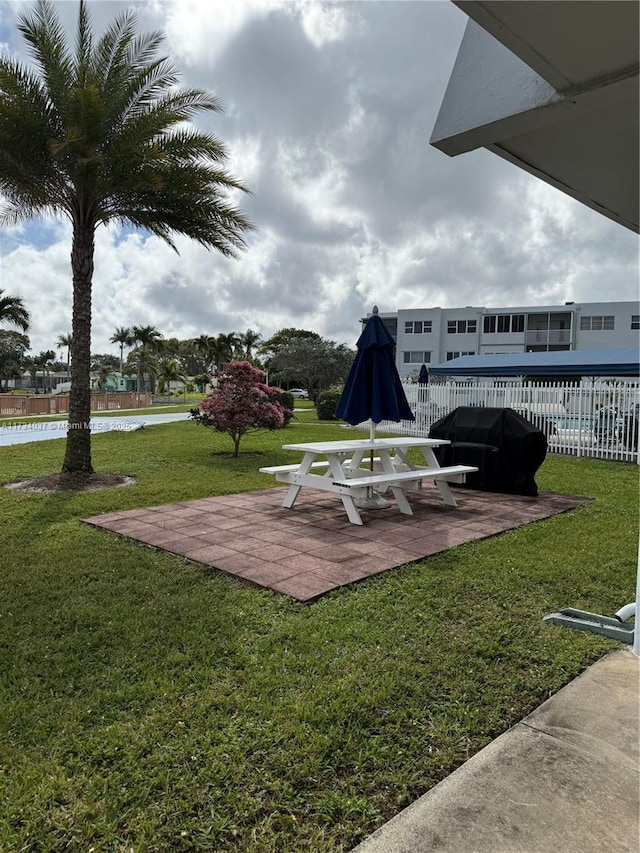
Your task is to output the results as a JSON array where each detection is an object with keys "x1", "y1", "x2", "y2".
[{"x1": 260, "y1": 437, "x2": 478, "y2": 525}]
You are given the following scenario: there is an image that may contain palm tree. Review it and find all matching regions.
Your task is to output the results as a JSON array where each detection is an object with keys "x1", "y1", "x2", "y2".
[
  {"x1": 110, "y1": 326, "x2": 133, "y2": 373},
  {"x1": 124, "y1": 346, "x2": 159, "y2": 395},
  {"x1": 0, "y1": 289, "x2": 30, "y2": 331},
  {"x1": 22, "y1": 355, "x2": 38, "y2": 390},
  {"x1": 195, "y1": 334, "x2": 216, "y2": 374},
  {"x1": 239, "y1": 328, "x2": 262, "y2": 360},
  {"x1": 157, "y1": 357, "x2": 184, "y2": 395},
  {"x1": 34, "y1": 349, "x2": 55, "y2": 392},
  {"x1": 0, "y1": 1, "x2": 252, "y2": 474},
  {"x1": 56, "y1": 332, "x2": 72, "y2": 379},
  {"x1": 211, "y1": 332, "x2": 240, "y2": 376},
  {"x1": 92, "y1": 359, "x2": 116, "y2": 391},
  {"x1": 131, "y1": 325, "x2": 163, "y2": 391}
]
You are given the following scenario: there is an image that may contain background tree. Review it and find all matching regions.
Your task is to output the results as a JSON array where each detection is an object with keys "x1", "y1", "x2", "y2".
[
  {"x1": 56, "y1": 332, "x2": 72, "y2": 379},
  {"x1": 0, "y1": 330, "x2": 30, "y2": 391},
  {"x1": 0, "y1": 0, "x2": 251, "y2": 475},
  {"x1": 194, "y1": 334, "x2": 216, "y2": 375},
  {"x1": 90, "y1": 353, "x2": 119, "y2": 371},
  {"x1": 0, "y1": 289, "x2": 30, "y2": 332},
  {"x1": 212, "y1": 332, "x2": 241, "y2": 375},
  {"x1": 92, "y1": 359, "x2": 116, "y2": 391},
  {"x1": 179, "y1": 337, "x2": 211, "y2": 378},
  {"x1": 238, "y1": 328, "x2": 262, "y2": 361},
  {"x1": 268, "y1": 337, "x2": 354, "y2": 400},
  {"x1": 258, "y1": 328, "x2": 320, "y2": 361},
  {"x1": 258, "y1": 328, "x2": 320, "y2": 383},
  {"x1": 190, "y1": 361, "x2": 291, "y2": 457},
  {"x1": 157, "y1": 357, "x2": 184, "y2": 394},
  {"x1": 34, "y1": 349, "x2": 55, "y2": 392},
  {"x1": 130, "y1": 325, "x2": 163, "y2": 392},
  {"x1": 110, "y1": 326, "x2": 133, "y2": 373},
  {"x1": 22, "y1": 355, "x2": 39, "y2": 390}
]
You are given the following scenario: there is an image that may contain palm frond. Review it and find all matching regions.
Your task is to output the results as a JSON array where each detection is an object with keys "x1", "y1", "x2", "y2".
[
  {"x1": 16, "y1": 0, "x2": 74, "y2": 114},
  {"x1": 74, "y1": 0, "x2": 93, "y2": 79}
]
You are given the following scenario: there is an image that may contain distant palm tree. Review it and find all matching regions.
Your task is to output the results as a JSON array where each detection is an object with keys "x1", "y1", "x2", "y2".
[
  {"x1": 56, "y1": 333, "x2": 72, "y2": 379},
  {"x1": 0, "y1": 289, "x2": 30, "y2": 332},
  {"x1": 35, "y1": 349, "x2": 55, "y2": 392},
  {"x1": 131, "y1": 325, "x2": 163, "y2": 392},
  {"x1": 239, "y1": 328, "x2": 262, "y2": 360},
  {"x1": 92, "y1": 360, "x2": 116, "y2": 391},
  {"x1": 0, "y1": 1, "x2": 252, "y2": 473},
  {"x1": 124, "y1": 347, "x2": 159, "y2": 394},
  {"x1": 110, "y1": 326, "x2": 133, "y2": 373},
  {"x1": 195, "y1": 334, "x2": 216, "y2": 374},
  {"x1": 212, "y1": 332, "x2": 240, "y2": 375},
  {"x1": 157, "y1": 357, "x2": 184, "y2": 395}
]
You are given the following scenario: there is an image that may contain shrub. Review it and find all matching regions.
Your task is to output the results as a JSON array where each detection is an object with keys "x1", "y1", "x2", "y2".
[
  {"x1": 316, "y1": 387, "x2": 343, "y2": 421},
  {"x1": 269, "y1": 389, "x2": 295, "y2": 425},
  {"x1": 190, "y1": 362, "x2": 293, "y2": 456}
]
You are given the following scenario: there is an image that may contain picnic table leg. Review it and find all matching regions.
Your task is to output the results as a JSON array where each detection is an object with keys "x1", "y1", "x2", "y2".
[
  {"x1": 282, "y1": 451, "x2": 316, "y2": 509},
  {"x1": 376, "y1": 449, "x2": 415, "y2": 514},
  {"x1": 282, "y1": 484, "x2": 301, "y2": 508},
  {"x1": 327, "y1": 454, "x2": 364, "y2": 524},
  {"x1": 389, "y1": 485, "x2": 414, "y2": 515},
  {"x1": 340, "y1": 495, "x2": 364, "y2": 525},
  {"x1": 418, "y1": 447, "x2": 458, "y2": 507},
  {"x1": 432, "y1": 478, "x2": 458, "y2": 507}
]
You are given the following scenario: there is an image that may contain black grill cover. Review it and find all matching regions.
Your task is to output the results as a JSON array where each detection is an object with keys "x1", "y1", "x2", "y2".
[{"x1": 428, "y1": 407, "x2": 547, "y2": 496}]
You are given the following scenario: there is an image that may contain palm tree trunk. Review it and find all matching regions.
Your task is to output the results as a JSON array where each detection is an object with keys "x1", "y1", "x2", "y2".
[{"x1": 62, "y1": 223, "x2": 94, "y2": 473}]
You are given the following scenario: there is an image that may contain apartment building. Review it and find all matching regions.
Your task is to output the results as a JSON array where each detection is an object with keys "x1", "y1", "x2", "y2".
[{"x1": 367, "y1": 301, "x2": 639, "y2": 378}]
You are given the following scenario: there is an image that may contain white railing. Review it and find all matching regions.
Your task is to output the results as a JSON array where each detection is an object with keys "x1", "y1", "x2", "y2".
[{"x1": 374, "y1": 380, "x2": 640, "y2": 464}]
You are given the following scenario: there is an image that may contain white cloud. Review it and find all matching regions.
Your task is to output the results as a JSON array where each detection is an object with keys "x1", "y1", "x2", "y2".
[{"x1": 0, "y1": 0, "x2": 637, "y2": 361}]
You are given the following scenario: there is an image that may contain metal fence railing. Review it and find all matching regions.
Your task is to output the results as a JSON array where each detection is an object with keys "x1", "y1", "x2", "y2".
[{"x1": 373, "y1": 380, "x2": 640, "y2": 464}]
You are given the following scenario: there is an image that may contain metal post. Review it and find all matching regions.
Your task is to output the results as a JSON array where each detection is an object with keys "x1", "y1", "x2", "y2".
[{"x1": 634, "y1": 545, "x2": 640, "y2": 659}]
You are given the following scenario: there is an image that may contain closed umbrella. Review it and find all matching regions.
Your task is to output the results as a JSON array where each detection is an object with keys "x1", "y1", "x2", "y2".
[
  {"x1": 418, "y1": 364, "x2": 429, "y2": 384},
  {"x1": 335, "y1": 307, "x2": 415, "y2": 507},
  {"x1": 336, "y1": 307, "x2": 415, "y2": 436}
]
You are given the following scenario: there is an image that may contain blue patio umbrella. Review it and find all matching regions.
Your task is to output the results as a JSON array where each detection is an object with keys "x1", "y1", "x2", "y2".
[{"x1": 336, "y1": 307, "x2": 415, "y2": 441}]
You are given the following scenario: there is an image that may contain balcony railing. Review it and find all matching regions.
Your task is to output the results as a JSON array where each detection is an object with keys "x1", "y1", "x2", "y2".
[{"x1": 525, "y1": 330, "x2": 572, "y2": 345}]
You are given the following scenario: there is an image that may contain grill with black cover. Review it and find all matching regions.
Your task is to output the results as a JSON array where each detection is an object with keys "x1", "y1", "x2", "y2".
[{"x1": 428, "y1": 407, "x2": 547, "y2": 496}]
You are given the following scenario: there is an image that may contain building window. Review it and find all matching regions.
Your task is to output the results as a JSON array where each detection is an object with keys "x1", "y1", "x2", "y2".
[
  {"x1": 631, "y1": 315, "x2": 640, "y2": 330},
  {"x1": 447, "y1": 319, "x2": 476, "y2": 334},
  {"x1": 404, "y1": 320, "x2": 432, "y2": 334},
  {"x1": 485, "y1": 314, "x2": 525, "y2": 333},
  {"x1": 511, "y1": 314, "x2": 525, "y2": 333},
  {"x1": 446, "y1": 350, "x2": 475, "y2": 360},
  {"x1": 403, "y1": 350, "x2": 432, "y2": 364},
  {"x1": 580, "y1": 315, "x2": 615, "y2": 331}
]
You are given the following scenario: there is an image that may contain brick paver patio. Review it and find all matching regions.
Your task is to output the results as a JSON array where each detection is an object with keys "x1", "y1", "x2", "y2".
[{"x1": 84, "y1": 486, "x2": 588, "y2": 602}]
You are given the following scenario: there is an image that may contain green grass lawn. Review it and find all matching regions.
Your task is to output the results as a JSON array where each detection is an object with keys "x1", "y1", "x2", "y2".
[{"x1": 1, "y1": 413, "x2": 637, "y2": 852}]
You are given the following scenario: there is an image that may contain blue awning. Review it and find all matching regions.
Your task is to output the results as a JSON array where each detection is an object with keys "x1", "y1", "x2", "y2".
[{"x1": 429, "y1": 348, "x2": 640, "y2": 378}]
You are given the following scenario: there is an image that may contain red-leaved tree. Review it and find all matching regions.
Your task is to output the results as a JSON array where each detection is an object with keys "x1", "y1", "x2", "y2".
[{"x1": 190, "y1": 362, "x2": 292, "y2": 457}]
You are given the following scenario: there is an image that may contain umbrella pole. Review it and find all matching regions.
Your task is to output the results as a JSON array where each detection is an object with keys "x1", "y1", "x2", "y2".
[
  {"x1": 370, "y1": 420, "x2": 375, "y2": 471},
  {"x1": 355, "y1": 420, "x2": 391, "y2": 510}
]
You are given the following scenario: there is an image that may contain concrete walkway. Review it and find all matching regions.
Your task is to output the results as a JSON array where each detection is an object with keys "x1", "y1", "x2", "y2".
[
  {"x1": 0, "y1": 411, "x2": 189, "y2": 446},
  {"x1": 353, "y1": 647, "x2": 639, "y2": 853}
]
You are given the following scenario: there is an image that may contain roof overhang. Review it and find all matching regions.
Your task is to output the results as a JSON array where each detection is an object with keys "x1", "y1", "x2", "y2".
[
  {"x1": 429, "y1": 348, "x2": 640, "y2": 378},
  {"x1": 431, "y1": 1, "x2": 639, "y2": 232}
]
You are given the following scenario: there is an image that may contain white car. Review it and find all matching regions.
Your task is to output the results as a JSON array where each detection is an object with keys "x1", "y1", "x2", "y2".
[{"x1": 289, "y1": 388, "x2": 309, "y2": 399}]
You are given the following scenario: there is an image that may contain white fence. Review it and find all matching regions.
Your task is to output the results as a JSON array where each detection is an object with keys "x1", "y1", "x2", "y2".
[{"x1": 374, "y1": 380, "x2": 640, "y2": 464}]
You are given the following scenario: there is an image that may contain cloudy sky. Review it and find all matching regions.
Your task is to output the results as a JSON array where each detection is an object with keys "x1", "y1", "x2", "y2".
[{"x1": 0, "y1": 0, "x2": 638, "y2": 358}]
